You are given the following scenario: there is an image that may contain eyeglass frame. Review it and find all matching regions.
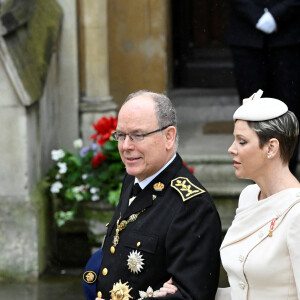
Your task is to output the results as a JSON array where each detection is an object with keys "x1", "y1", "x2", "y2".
[{"x1": 112, "y1": 124, "x2": 173, "y2": 142}]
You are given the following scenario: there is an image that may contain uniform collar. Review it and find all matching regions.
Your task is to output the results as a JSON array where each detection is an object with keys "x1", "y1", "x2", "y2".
[
  {"x1": 122, "y1": 153, "x2": 182, "y2": 219},
  {"x1": 135, "y1": 153, "x2": 177, "y2": 190}
]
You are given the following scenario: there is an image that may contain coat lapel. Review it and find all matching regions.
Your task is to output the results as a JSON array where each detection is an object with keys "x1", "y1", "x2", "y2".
[
  {"x1": 107, "y1": 177, "x2": 133, "y2": 236},
  {"x1": 121, "y1": 153, "x2": 183, "y2": 219},
  {"x1": 123, "y1": 188, "x2": 153, "y2": 219},
  {"x1": 119, "y1": 180, "x2": 134, "y2": 216}
]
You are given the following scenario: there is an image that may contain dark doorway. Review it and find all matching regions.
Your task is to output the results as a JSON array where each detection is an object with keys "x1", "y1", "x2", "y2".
[{"x1": 172, "y1": 0, "x2": 235, "y2": 88}]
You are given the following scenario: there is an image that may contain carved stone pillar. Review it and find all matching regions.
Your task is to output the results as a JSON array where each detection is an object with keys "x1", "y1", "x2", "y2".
[{"x1": 78, "y1": 0, "x2": 117, "y2": 144}]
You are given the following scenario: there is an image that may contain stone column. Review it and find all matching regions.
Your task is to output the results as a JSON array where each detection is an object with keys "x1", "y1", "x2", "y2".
[
  {"x1": 56, "y1": 0, "x2": 80, "y2": 150},
  {"x1": 78, "y1": 0, "x2": 117, "y2": 144}
]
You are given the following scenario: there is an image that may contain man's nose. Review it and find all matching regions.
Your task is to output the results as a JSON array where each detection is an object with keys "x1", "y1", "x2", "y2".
[{"x1": 122, "y1": 135, "x2": 134, "y2": 148}]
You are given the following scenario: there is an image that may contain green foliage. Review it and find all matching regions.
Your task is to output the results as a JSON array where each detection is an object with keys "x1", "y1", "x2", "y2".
[
  {"x1": 108, "y1": 183, "x2": 123, "y2": 207},
  {"x1": 46, "y1": 116, "x2": 125, "y2": 227}
]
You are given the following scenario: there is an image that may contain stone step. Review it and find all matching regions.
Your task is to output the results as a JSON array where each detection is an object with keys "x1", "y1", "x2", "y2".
[
  {"x1": 175, "y1": 51, "x2": 237, "y2": 88},
  {"x1": 171, "y1": 88, "x2": 245, "y2": 231},
  {"x1": 170, "y1": 89, "x2": 239, "y2": 124},
  {"x1": 170, "y1": 89, "x2": 239, "y2": 104},
  {"x1": 181, "y1": 154, "x2": 247, "y2": 184},
  {"x1": 181, "y1": 153, "x2": 251, "y2": 231},
  {"x1": 169, "y1": 88, "x2": 240, "y2": 124}
]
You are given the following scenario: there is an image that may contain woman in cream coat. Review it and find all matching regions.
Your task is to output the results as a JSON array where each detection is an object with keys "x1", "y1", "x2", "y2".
[{"x1": 158, "y1": 90, "x2": 300, "y2": 300}]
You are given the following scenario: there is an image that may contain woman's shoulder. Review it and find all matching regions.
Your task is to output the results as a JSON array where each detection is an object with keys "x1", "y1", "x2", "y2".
[
  {"x1": 285, "y1": 189, "x2": 300, "y2": 216},
  {"x1": 238, "y1": 184, "x2": 260, "y2": 208}
]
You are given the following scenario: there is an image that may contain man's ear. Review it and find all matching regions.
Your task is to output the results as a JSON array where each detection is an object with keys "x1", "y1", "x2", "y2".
[{"x1": 165, "y1": 126, "x2": 176, "y2": 149}]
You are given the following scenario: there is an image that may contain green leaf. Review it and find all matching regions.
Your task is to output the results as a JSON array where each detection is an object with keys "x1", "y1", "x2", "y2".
[
  {"x1": 54, "y1": 210, "x2": 76, "y2": 227},
  {"x1": 69, "y1": 156, "x2": 81, "y2": 167}
]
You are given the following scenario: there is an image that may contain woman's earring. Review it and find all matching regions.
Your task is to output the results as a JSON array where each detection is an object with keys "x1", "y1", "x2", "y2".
[{"x1": 267, "y1": 154, "x2": 271, "y2": 159}]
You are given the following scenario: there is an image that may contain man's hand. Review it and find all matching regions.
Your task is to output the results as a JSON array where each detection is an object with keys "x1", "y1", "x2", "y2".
[
  {"x1": 155, "y1": 278, "x2": 178, "y2": 297},
  {"x1": 256, "y1": 9, "x2": 277, "y2": 34}
]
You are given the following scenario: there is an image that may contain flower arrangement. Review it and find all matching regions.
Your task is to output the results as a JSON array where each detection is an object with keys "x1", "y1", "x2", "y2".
[{"x1": 46, "y1": 116, "x2": 125, "y2": 227}]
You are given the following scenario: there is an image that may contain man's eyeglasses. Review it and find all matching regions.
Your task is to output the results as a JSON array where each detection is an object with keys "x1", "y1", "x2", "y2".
[{"x1": 112, "y1": 124, "x2": 173, "y2": 142}]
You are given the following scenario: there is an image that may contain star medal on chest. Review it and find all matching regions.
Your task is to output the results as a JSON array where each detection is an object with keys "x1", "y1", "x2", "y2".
[
  {"x1": 127, "y1": 250, "x2": 144, "y2": 274},
  {"x1": 111, "y1": 209, "x2": 146, "y2": 254}
]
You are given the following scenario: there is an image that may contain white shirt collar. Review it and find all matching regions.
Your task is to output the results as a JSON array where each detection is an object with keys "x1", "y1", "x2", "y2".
[{"x1": 135, "y1": 153, "x2": 176, "y2": 190}]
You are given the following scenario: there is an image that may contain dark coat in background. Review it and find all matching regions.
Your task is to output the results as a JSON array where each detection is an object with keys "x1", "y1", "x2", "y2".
[
  {"x1": 96, "y1": 154, "x2": 222, "y2": 300},
  {"x1": 227, "y1": 0, "x2": 300, "y2": 48},
  {"x1": 226, "y1": 0, "x2": 300, "y2": 174}
]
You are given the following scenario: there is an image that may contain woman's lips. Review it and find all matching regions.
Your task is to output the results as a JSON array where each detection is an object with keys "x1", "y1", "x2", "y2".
[{"x1": 233, "y1": 160, "x2": 241, "y2": 168}]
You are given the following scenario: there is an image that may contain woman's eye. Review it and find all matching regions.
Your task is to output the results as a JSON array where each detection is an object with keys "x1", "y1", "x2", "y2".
[{"x1": 239, "y1": 141, "x2": 246, "y2": 145}]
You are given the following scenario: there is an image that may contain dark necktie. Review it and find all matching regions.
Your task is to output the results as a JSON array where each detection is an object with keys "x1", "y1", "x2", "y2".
[
  {"x1": 132, "y1": 183, "x2": 142, "y2": 197},
  {"x1": 129, "y1": 183, "x2": 142, "y2": 206}
]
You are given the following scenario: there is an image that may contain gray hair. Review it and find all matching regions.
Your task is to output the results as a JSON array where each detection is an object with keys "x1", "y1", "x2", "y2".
[
  {"x1": 247, "y1": 111, "x2": 299, "y2": 164},
  {"x1": 123, "y1": 90, "x2": 179, "y2": 149}
]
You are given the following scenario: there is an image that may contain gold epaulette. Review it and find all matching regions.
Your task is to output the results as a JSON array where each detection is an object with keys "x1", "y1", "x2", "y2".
[{"x1": 171, "y1": 177, "x2": 205, "y2": 202}]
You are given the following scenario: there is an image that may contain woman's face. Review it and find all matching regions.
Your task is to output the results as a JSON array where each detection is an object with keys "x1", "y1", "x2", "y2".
[{"x1": 228, "y1": 120, "x2": 268, "y2": 180}]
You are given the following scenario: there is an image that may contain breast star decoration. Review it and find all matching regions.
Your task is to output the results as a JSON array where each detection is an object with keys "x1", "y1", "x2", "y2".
[
  {"x1": 138, "y1": 286, "x2": 160, "y2": 299},
  {"x1": 110, "y1": 280, "x2": 133, "y2": 300},
  {"x1": 127, "y1": 250, "x2": 144, "y2": 274}
]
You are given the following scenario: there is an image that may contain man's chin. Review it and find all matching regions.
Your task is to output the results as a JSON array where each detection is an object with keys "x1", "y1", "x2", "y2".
[{"x1": 125, "y1": 166, "x2": 139, "y2": 177}]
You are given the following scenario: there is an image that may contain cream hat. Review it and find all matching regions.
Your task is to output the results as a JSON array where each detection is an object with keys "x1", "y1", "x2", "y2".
[{"x1": 233, "y1": 89, "x2": 288, "y2": 121}]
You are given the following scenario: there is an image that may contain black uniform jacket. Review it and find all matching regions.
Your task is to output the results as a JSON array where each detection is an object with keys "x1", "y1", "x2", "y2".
[
  {"x1": 97, "y1": 154, "x2": 221, "y2": 299},
  {"x1": 227, "y1": 0, "x2": 300, "y2": 48}
]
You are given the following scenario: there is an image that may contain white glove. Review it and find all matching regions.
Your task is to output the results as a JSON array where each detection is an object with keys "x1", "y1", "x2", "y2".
[{"x1": 256, "y1": 8, "x2": 277, "y2": 34}]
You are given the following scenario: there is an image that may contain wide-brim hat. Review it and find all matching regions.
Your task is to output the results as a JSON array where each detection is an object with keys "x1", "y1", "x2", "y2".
[{"x1": 233, "y1": 89, "x2": 288, "y2": 121}]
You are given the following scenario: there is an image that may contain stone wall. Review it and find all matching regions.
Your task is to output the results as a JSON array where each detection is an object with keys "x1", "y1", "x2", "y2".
[
  {"x1": 0, "y1": 0, "x2": 79, "y2": 280},
  {"x1": 0, "y1": 60, "x2": 57, "y2": 279}
]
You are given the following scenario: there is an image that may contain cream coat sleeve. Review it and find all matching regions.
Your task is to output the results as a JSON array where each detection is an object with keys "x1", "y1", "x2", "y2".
[
  {"x1": 215, "y1": 287, "x2": 231, "y2": 300},
  {"x1": 287, "y1": 207, "x2": 300, "y2": 297}
]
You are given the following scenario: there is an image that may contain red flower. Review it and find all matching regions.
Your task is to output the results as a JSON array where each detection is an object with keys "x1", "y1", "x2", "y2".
[
  {"x1": 91, "y1": 152, "x2": 107, "y2": 168},
  {"x1": 189, "y1": 166, "x2": 195, "y2": 174},
  {"x1": 90, "y1": 116, "x2": 118, "y2": 146},
  {"x1": 183, "y1": 161, "x2": 194, "y2": 174}
]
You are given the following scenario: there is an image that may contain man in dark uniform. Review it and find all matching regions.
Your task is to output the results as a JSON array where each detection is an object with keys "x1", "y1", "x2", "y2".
[
  {"x1": 92, "y1": 91, "x2": 221, "y2": 299},
  {"x1": 226, "y1": 0, "x2": 300, "y2": 174}
]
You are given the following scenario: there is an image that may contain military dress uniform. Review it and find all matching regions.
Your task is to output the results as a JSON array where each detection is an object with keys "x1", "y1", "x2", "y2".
[{"x1": 92, "y1": 154, "x2": 221, "y2": 300}]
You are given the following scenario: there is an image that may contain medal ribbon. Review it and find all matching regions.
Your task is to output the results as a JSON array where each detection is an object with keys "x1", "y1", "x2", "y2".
[
  {"x1": 111, "y1": 209, "x2": 146, "y2": 252},
  {"x1": 268, "y1": 218, "x2": 277, "y2": 237}
]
